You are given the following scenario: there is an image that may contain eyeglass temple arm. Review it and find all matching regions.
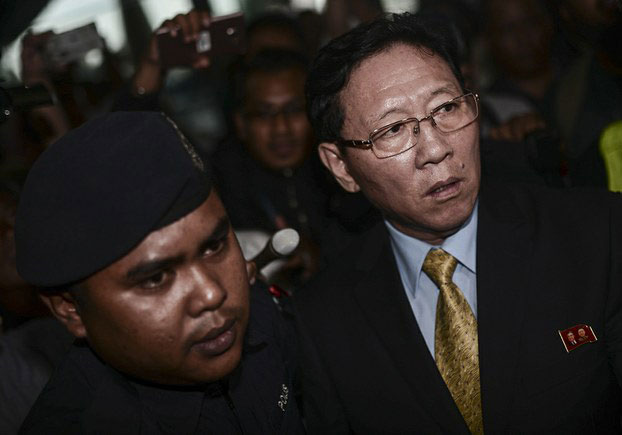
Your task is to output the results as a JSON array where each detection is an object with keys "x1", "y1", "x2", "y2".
[{"x1": 335, "y1": 139, "x2": 373, "y2": 149}]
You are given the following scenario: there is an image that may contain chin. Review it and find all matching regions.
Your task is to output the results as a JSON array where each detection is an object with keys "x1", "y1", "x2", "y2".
[
  {"x1": 420, "y1": 205, "x2": 473, "y2": 237},
  {"x1": 197, "y1": 344, "x2": 244, "y2": 383}
]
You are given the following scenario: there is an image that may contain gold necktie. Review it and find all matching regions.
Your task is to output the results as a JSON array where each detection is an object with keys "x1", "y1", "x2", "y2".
[{"x1": 422, "y1": 248, "x2": 483, "y2": 435}]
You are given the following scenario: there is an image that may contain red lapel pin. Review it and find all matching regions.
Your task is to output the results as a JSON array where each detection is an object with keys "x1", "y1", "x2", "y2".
[{"x1": 559, "y1": 324, "x2": 598, "y2": 353}]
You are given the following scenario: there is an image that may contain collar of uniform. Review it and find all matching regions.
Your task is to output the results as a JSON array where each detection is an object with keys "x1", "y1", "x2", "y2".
[
  {"x1": 384, "y1": 199, "x2": 478, "y2": 296},
  {"x1": 243, "y1": 283, "x2": 273, "y2": 351},
  {"x1": 127, "y1": 295, "x2": 271, "y2": 431}
]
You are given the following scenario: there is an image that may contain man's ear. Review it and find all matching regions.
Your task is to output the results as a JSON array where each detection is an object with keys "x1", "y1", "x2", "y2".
[
  {"x1": 234, "y1": 111, "x2": 247, "y2": 142},
  {"x1": 39, "y1": 291, "x2": 87, "y2": 338},
  {"x1": 318, "y1": 142, "x2": 361, "y2": 192},
  {"x1": 245, "y1": 260, "x2": 257, "y2": 286}
]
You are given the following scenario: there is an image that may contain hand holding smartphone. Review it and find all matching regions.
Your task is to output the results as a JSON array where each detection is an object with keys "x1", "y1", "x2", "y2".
[
  {"x1": 45, "y1": 23, "x2": 104, "y2": 67},
  {"x1": 156, "y1": 12, "x2": 245, "y2": 68}
]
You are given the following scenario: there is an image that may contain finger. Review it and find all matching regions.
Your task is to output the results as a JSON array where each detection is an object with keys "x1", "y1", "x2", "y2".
[
  {"x1": 146, "y1": 35, "x2": 161, "y2": 64},
  {"x1": 199, "y1": 10, "x2": 211, "y2": 28},
  {"x1": 173, "y1": 13, "x2": 192, "y2": 42},
  {"x1": 187, "y1": 10, "x2": 203, "y2": 39},
  {"x1": 159, "y1": 19, "x2": 178, "y2": 37},
  {"x1": 192, "y1": 55, "x2": 210, "y2": 69}
]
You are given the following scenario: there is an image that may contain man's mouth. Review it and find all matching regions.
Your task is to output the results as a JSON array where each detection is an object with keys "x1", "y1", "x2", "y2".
[
  {"x1": 192, "y1": 318, "x2": 237, "y2": 357},
  {"x1": 426, "y1": 178, "x2": 462, "y2": 199},
  {"x1": 268, "y1": 141, "x2": 298, "y2": 158}
]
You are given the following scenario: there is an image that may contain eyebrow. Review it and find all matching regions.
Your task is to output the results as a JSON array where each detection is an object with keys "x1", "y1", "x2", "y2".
[
  {"x1": 196, "y1": 217, "x2": 230, "y2": 257},
  {"x1": 430, "y1": 85, "x2": 460, "y2": 97},
  {"x1": 377, "y1": 107, "x2": 407, "y2": 123},
  {"x1": 125, "y1": 217, "x2": 231, "y2": 282},
  {"x1": 374, "y1": 85, "x2": 460, "y2": 123},
  {"x1": 125, "y1": 255, "x2": 185, "y2": 282}
]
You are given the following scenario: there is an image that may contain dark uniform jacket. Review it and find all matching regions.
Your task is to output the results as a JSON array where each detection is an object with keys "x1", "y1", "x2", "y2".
[
  {"x1": 295, "y1": 181, "x2": 622, "y2": 433},
  {"x1": 20, "y1": 284, "x2": 304, "y2": 434},
  {"x1": 211, "y1": 137, "x2": 333, "y2": 241}
]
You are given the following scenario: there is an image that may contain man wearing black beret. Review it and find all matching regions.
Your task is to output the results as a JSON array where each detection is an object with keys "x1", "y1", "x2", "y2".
[{"x1": 15, "y1": 111, "x2": 304, "y2": 433}]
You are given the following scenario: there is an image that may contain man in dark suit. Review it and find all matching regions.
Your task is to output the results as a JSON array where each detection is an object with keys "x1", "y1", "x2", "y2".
[{"x1": 295, "y1": 12, "x2": 622, "y2": 433}]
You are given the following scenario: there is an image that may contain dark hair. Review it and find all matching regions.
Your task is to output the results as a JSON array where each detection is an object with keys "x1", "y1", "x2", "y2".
[
  {"x1": 246, "y1": 12, "x2": 306, "y2": 51},
  {"x1": 305, "y1": 12, "x2": 465, "y2": 144},
  {"x1": 231, "y1": 48, "x2": 309, "y2": 110}
]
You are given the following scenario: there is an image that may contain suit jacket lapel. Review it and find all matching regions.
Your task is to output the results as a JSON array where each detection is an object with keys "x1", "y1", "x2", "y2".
[
  {"x1": 477, "y1": 183, "x2": 533, "y2": 433},
  {"x1": 351, "y1": 223, "x2": 470, "y2": 433}
]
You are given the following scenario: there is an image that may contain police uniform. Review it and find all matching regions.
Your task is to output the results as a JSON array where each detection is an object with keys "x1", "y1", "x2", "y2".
[
  {"x1": 14, "y1": 112, "x2": 304, "y2": 434},
  {"x1": 20, "y1": 282, "x2": 302, "y2": 434}
]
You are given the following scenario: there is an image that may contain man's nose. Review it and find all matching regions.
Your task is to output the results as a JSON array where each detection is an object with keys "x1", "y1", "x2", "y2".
[
  {"x1": 270, "y1": 111, "x2": 290, "y2": 133},
  {"x1": 187, "y1": 263, "x2": 227, "y2": 316},
  {"x1": 413, "y1": 122, "x2": 453, "y2": 169}
]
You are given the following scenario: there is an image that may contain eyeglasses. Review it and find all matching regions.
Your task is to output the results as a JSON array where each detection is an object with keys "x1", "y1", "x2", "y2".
[{"x1": 336, "y1": 92, "x2": 479, "y2": 159}]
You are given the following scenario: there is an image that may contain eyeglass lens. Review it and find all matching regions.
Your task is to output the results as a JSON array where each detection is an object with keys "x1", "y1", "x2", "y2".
[{"x1": 370, "y1": 94, "x2": 478, "y2": 158}]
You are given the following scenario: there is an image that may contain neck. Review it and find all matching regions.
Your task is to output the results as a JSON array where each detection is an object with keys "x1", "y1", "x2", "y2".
[{"x1": 387, "y1": 218, "x2": 460, "y2": 246}]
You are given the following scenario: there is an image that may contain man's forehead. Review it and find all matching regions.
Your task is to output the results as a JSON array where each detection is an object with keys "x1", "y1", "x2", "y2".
[
  {"x1": 339, "y1": 45, "x2": 458, "y2": 128},
  {"x1": 246, "y1": 68, "x2": 305, "y2": 93},
  {"x1": 346, "y1": 44, "x2": 452, "y2": 91},
  {"x1": 245, "y1": 72, "x2": 306, "y2": 108}
]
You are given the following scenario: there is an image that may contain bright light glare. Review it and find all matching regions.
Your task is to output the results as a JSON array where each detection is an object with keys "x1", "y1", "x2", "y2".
[{"x1": 0, "y1": 0, "x2": 196, "y2": 80}]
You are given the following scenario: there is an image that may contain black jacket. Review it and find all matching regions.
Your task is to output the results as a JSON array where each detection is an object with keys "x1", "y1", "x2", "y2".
[
  {"x1": 20, "y1": 283, "x2": 304, "y2": 434},
  {"x1": 295, "y1": 182, "x2": 622, "y2": 433}
]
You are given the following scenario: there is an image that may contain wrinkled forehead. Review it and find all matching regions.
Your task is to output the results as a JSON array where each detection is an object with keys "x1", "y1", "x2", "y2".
[{"x1": 338, "y1": 43, "x2": 460, "y2": 131}]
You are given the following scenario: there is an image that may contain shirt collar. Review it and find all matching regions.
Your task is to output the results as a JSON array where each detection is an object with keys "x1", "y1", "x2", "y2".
[{"x1": 385, "y1": 200, "x2": 478, "y2": 289}]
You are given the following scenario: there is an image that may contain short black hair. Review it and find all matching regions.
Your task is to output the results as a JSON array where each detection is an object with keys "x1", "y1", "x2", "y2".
[
  {"x1": 232, "y1": 48, "x2": 309, "y2": 110},
  {"x1": 305, "y1": 12, "x2": 465, "y2": 144},
  {"x1": 246, "y1": 12, "x2": 306, "y2": 50}
]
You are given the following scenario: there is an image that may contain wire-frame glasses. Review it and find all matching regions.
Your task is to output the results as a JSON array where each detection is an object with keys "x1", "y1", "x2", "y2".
[{"x1": 336, "y1": 92, "x2": 479, "y2": 159}]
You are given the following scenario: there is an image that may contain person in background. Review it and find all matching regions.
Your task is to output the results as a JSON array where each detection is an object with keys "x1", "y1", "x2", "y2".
[
  {"x1": 549, "y1": 0, "x2": 622, "y2": 188},
  {"x1": 244, "y1": 12, "x2": 307, "y2": 59},
  {"x1": 480, "y1": 0, "x2": 556, "y2": 142},
  {"x1": 214, "y1": 48, "x2": 334, "y2": 288},
  {"x1": 0, "y1": 185, "x2": 48, "y2": 330}
]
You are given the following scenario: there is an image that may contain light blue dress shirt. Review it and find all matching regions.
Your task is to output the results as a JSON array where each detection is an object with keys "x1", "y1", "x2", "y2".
[{"x1": 385, "y1": 201, "x2": 478, "y2": 358}]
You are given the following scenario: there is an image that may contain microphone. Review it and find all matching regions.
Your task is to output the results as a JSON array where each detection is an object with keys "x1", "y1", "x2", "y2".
[{"x1": 251, "y1": 228, "x2": 300, "y2": 271}]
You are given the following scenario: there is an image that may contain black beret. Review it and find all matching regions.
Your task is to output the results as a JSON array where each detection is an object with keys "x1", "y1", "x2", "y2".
[{"x1": 15, "y1": 111, "x2": 212, "y2": 287}]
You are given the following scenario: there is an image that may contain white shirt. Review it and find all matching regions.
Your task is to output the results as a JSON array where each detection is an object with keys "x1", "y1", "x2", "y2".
[{"x1": 385, "y1": 201, "x2": 478, "y2": 357}]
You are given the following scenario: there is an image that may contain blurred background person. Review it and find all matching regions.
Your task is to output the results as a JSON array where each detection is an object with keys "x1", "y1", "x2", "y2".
[
  {"x1": 479, "y1": 0, "x2": 556, "y2": 141},
  {"x1": 214, "y1": 48, "x2": 336, "y2": 288},
  {"x1": 548, "y1": 0, "x2": 622, "y2": 188},
  {"x1": 0, "y1": 182, "x2": 72, "y2": 435}
]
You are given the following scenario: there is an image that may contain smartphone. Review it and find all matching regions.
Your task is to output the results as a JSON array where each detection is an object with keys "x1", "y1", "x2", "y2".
[
  {"x1": 156, "y1": 12, "x2": 245, "y2": 68},
  {"x1": 45, "y1": 23, "x2": 104, "y2": 67}
]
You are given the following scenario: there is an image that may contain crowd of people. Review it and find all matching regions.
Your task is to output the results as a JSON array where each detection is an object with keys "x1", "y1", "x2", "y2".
[{"x1": 1, "y1": 0, "x2": 622, "y2": 433}]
